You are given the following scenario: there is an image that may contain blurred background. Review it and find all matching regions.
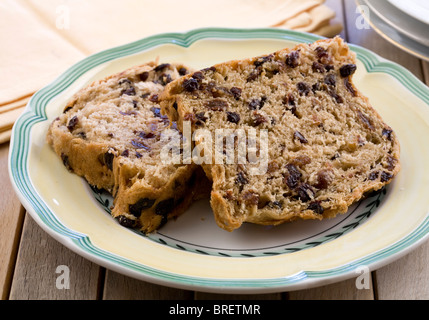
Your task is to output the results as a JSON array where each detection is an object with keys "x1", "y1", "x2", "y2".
[
  {"x1": 0, "y1": 0, "x2": 342, "y2": 143},
  {"x1": 2, "y1": 0, "x2": 429, "y2": 144}
]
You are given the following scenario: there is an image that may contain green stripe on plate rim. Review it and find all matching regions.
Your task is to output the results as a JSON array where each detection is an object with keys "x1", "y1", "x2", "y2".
[{"x1": 9, "y1": 27, "x2": 429, "y2": 290}]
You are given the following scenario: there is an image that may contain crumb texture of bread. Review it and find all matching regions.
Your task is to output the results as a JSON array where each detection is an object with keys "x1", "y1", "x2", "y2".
[
  {"x1": 160, "y1": 37, "x2": 400, "y2": 231},
  {"x1": 47, "y1": 62, "x2": 211, "y2": 233}
]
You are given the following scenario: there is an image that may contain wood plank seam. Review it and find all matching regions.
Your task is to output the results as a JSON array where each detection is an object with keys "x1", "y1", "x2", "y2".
[{"x1": 3, "y1": 207, "x2": 26, "y2": 300}]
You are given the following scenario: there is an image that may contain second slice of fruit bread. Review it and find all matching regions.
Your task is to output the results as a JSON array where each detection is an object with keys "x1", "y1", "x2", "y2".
[{"x1": 160, "y1": 36, "x2": 400, "y2": 232}]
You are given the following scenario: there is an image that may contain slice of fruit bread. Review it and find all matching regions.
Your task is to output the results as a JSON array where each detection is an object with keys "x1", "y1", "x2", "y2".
[
  {"x1": 160, "y1": 37, "x2": 400, "y2": 231},
  {"x1": 47, "y1": 62, "x2": 211, "y2": 233}
]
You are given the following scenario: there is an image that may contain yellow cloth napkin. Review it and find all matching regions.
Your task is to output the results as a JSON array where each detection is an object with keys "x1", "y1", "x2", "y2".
[
  {"x1": 0, "y1": 0, "x2": 342, "y2": 143},
  {"x1": 0, "y1": 0, "x2": 85, "y2": 143},
  {"x1": 25, "y1": 0, "x2": 328, "y2": 54}
]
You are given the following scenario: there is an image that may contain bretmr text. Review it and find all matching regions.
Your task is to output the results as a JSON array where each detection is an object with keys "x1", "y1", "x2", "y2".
[{"x1": 213, "y1": 304, "x2": 261, "y2": 315}]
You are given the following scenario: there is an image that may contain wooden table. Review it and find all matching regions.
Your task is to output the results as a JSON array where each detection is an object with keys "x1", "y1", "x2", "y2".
[{"x1": 2, "y1": 1, "x2": 429, "y2": 300}]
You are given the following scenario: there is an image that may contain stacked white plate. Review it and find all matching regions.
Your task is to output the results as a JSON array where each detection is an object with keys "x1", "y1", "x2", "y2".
[{"x1": 357, "y1": 0, "x2": 429, "y2": 61}]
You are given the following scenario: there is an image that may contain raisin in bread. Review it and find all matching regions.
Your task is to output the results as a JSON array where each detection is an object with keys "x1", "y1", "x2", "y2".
[
  {"x1": 47, "y1": 62, "x2": 211, "y2": 233},
  {"x1": 160, "y1": 37, "x2": 400, "y2": 232}
]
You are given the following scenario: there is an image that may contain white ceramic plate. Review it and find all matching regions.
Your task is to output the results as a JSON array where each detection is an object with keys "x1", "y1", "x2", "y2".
[
  {"x1": 388, "y1": 0, "x2": 429, "y2": 25},
  {"x1": 357, "y1": 0, "x2": 429, "y2": 61},
  {"x1": 364, "y1": 0, "x2": 429, "y2": 47},
  {"x1": 9, "y1": 28, "x2": 429, "y2": 293}
]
